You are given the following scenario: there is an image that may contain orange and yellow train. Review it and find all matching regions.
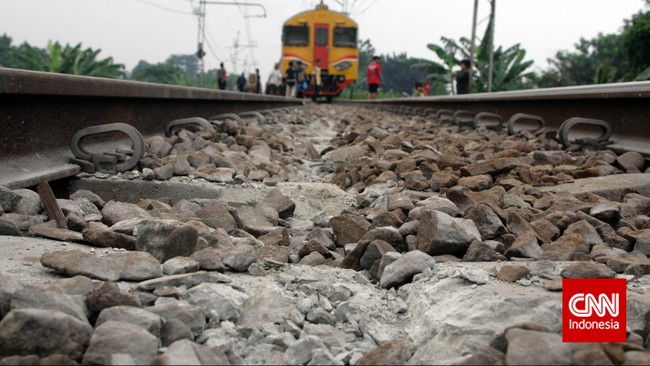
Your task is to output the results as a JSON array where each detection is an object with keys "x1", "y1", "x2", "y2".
[{"x1": 281, "y1": 1, "x2": 358, "y2": 100}]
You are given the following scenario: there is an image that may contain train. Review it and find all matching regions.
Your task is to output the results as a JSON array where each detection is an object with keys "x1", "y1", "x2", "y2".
[{"x1": 281, "y1": 1, "x2": 359, "y2": 101}]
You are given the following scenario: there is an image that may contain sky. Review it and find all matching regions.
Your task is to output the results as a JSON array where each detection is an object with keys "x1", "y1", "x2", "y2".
[{"x1": 1, "y1": 0, "x2": 647, "y2": 81}]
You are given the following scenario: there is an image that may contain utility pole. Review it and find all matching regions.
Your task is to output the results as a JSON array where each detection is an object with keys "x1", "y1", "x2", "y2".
[
  {"x1": 487, "y1": 0, "x2": 496, "y2": 92},
  {"x1": 195, "y1": 0, "x2": 207, "y2": 84},
  {"x1": 469, "y1": 0, "x2": 478, "y2": 93},
  {"x1": 193, "y1": 1, "x2": 266, "y2": 85}
]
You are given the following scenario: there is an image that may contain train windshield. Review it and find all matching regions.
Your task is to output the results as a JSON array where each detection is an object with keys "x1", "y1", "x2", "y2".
[
  {"x1": 283, "y1": 25, "x2": 309, "y2": 46},
  {"x1": 333, "y1": 27, "x2": 357, "y2": 48}
]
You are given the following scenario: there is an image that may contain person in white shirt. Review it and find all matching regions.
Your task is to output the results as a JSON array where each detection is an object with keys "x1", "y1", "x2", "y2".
[{"x1": 266, "y1": 62, "x2": 283, "y2": 96}]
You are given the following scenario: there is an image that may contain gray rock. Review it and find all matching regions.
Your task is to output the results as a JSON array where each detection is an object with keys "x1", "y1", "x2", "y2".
[
  {"x1": 82, "y1": 228, "x2": 136, "y2": 250},
  {"x1": 0, "y1": 186, "x2": 20, "y2": 211},
  {"x1": 360, "y1": 227, "x2": 406, "y2": 253},
  {"x1": 12, "y1": 189, "x2": 42, "y2": 215},
  {"x1": 101, "y1": 201, "x2": 152, "y2": 226},
  {"x1": 136, "y1": 271, "x2": 231, "y2": 291},
  {"x1": 412, "y1": 196, "x2": 460, "y2": 217},
  {"x1": 50, "y1": 275, "x2": 99, "y2": 296},
  {"x1": 1, "y1": 213, "x2": 44, "y2": 231},
  {"x1": 10, "y1": 286, "x2": 88, "y2": 323},
  {"x1": 56, "y1": 199, "x2": 85, "y2": 218},
  {"x1": 181, "y1": 282, "x2": 249, "y2": 321},
  {"x1": 222, "y1": 244, "x2": 257, "y2": 272},
  {"x1": 163, "y1": 256, "x2": 200, "y2": 275},
  {"x1": 153, "y1": 339, "x2": 230, "y2": 365},
  {"x1": 0, "y1": 218, "x2": 22, "y2": 236},
  {"x1": 300, "y1": 251, "x2": 328, "y2": 266},
  {"x1": 96, "y1": 306, "x2": 164, "y2": 338},
  {"x1": 356, "y1": 339, "x2": 413, "y2": 365},
  {"x1": 560, "y1": 261, "x2": 615, "y2": 278},
  {"x1": 463, "y1": 240, "x2": 507, "y2": 262},
  {"x1": 360, "y1": 240, "x2": 397, "y2": 270},
  {"x1": 417, "y1": 210, "x2": 481, "y2": 257},
  {"x1": 190, "y1": 247, "x2": 226, "y2": 272},
  {"x1": 82, "y1": 321, "x2": 159, "y2": 365},
  {"x1": 564, "y1": 220, "x2": 603, "y2": 248},
  {"x1": 497, "y1": 265, "x2": 530, "y2": 283},
  {"x1": 380, "y1": 250, "x2": 436, "y2": 288},
  {"x1": 86, "y1": 281, "x2": 142, "y2": 313},
  {"x1": 465, "y1": 204, "x2": 506, "y2": 240},
  {"x1": 505, "y1": 230, "x2": 543, "y2": 259},
  {"x1": 41, "y1": 250, "x2": 161, "y2": 282},
  {"x1": 285, "y1": 335, "x2": 328, "y2": 365},
  {"x1": 70, "y1": 189, "x2": 106, "y2": 209},
  {"x1": 264, "y1": 189, "x2": 296, "y2": 219},
  {"x1": 236, "y1": 204, "x2": 277, "y2": 236},
  {"x1": 154, "y1": 164, "x2": 174, "y2": 180},
  {"x1": 135, "y1": 220, "x2": 199, "y2": 262},
  {"x1": 0, "y1": 308, "x2": 92, "y2": 361},
  {"x1": 195, "y1": 204, "x2": 237, "y2": 233},
  {"x1": 330, "y1": 212, "x2": 371, "y2": 246},
  {"x1": 616, "y1": 151, "x2": 645, "y2": 171},
  {"x1": 145, "y1": 300, "x2": 206, "y2": 337},
  {"x1": 160, "y1": 318, "x2": 195, "y2": 346},
  {"x1": 504, "y1": 328, "x2": 573, "y2": 365}
]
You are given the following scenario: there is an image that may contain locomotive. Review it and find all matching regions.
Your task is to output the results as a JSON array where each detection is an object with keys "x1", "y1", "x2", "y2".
[{"x1": 281, "y1": 1, "x2": 359, "y2": 101}]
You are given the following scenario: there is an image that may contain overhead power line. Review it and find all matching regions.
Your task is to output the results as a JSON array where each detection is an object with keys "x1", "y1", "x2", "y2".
[{"x1": 131, "y1": 0, "x2": 192, "y2": 15}]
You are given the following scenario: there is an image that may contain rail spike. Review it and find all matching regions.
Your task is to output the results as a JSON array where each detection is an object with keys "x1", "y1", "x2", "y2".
[
  {"x1": 70, "y1": 122, "x2": 144, "y2": 173},
  {"x1": 165, "y1": 117, "x2": 213, "y2": 137},
  {"x1": 507, "y1": 113, "x2": 546, "y2": 135},
  {"x1": 558, "y1": 117, "x2": 613, "y2": 149}
]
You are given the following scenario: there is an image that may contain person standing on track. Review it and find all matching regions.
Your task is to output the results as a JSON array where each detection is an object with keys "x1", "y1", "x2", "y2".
[
  {"x1": 294, "y1": 61, "x2": 308, "y2": 99},
  {"x1": 453, "y1": 59, "x2": 471, "y2": 95},
  {"x1": 285, "y1": 61, "x2": 297, "y2": 97},
  {"x1": 217, "y1": 63, "x2": 227, "y2": 90},
  {"x1": 267, "y1": 62, "x2": 283, "y2": 95},
  {"x1": 366, "y1": 56, "x2": 382, "y2": 99},
  {"x1": 236, "y1": 72, "x2": 246, "y2": 92},
  {"x1": 311, "y1": 59, "x2": 322, "y2": 102}
]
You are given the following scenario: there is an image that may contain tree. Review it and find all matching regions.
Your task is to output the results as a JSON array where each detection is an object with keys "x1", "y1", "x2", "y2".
[
  {"x1": 0, "y1": 34, "x2": 16, "y2": 68},
  {"x1": 538, "y1": 34, "x2": 624, "y2": 87},
  {"x1": 418, "y1": 16, "x2": 535, "y2": 94},
  {"x1": 10, "y1": 40, "x2": 124, "y2": 78},
  {"x1": 166, "y1": 54, "x2": 200, "y2": 82},
  {"x1": 130, "y1": 62, "x2": 190, "y2": 85},
  {"x1": 621, "y1": 10, "x2": 650, "y2": 80}
]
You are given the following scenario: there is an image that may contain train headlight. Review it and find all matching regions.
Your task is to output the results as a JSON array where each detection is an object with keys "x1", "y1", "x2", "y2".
[{"x1": 334, "y1": 61, "x2": 352, "y2": 71}]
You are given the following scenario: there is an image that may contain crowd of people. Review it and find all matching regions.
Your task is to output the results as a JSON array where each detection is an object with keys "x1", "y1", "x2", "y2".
[
  {"x1": 218, "y1": 56, "x2": 472, "y2": 99},
  {"x1": 219, "y1": 60, "x2": 322, "y2": 101}
]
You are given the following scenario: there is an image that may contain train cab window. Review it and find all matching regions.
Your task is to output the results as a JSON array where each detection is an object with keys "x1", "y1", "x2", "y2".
[
  {"x1": 283, "y1": 25, "x2": 309, "y2": 46},
  {"x1": 333, "y1": 27, "x2": 357, "y2": 48},
  {"x1": 315, "y1": 28, "x2": 328, "y2": 46}
]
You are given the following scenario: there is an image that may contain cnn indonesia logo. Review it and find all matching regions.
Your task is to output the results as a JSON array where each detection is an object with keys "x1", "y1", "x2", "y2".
[{"x1": 562, "y1": 278, "x2": 626, "y2": 342}]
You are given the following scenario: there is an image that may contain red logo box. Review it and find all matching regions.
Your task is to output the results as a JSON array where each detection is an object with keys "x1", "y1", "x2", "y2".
[{"x1": 562, "y1": 278, "x2": 626, "y2": 342}]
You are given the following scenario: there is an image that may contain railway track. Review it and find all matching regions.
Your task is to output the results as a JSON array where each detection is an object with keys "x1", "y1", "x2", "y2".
[
  {"x1": 2, "y1": 68, "x2": 650, "y2": 364},
  {"x1": 2, "y1": 68, "x2": 650, "y2": 190}
]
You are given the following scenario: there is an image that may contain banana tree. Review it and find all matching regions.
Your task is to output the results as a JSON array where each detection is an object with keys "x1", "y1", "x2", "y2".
[
  {"x1": 12, "y1": 40, "x2": 124, "y2": 78},
  {"x1": 416, "y1": 14, "x2": 534, "y2": 93}
]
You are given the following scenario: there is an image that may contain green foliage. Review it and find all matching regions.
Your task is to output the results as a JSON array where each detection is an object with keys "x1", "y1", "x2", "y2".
[
  {"x1": 131, "y1": 62, "x2": 190, "y2": 86},
  {"x1": 420, "y1": 16, "x2": 535, "y2": 93},
  {"x1": 8, "y1": 39, "x2": 124, "y2": 78},
  {"x1": 0, "y1": 34, "x2": 17, "y2": 68},
  {"x1": 538, "y1": 34, "x2": 624, "y2": 87},
  {"x1": 622, "y1": 10, "x2": 650, "y2": 80},
  {"x1": 351, "y1": 39, "x2": 430, "y2": 96}
]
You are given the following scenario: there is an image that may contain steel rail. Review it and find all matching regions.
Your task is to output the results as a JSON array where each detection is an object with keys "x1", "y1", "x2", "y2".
[
  {"x1": 357, "y1": 81, "x2": 650, "y2": 155},
  {"x1": 0, "y1": 68, "x2": 303, "y2": 189}
]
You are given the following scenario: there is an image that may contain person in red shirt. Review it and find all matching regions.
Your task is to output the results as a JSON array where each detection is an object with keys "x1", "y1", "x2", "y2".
[{"x1": 366, "y1": 56, "x2": 382, "y2": 99}]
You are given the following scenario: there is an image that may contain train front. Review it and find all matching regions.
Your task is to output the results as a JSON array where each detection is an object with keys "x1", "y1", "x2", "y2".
[{"x1": 281, "y1": 2, "x2": 359, "y2": 100}]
